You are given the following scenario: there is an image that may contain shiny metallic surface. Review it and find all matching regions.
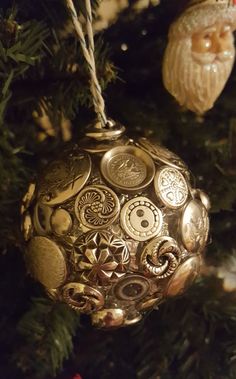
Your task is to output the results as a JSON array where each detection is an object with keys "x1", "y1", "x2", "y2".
[
  {"x1": 101, "y1": 146, "x2": 155, "y2": 192},
  {"x1": 75, "y1": 185, "x2": 120, "y2": 230},
  {"x1": 155, "y1": 166, "x2": 189, "y2": 209},
  {"x1": 181, "y1": 199, "x2": 209, "y2": 253},
  {"x1": 141, "y1": 236, "x2": 181, "y2": 278},
  {"x1": 120, "y1": 197, "x2": 163, "y2": 241},
  {"x1": 166, "y1": 255, "x2": 202, "y2": 297},
  {"x1": 22, "y1": 127, "x2": 210, "y2": 329},
  {"x1": 38, "y1": 150, "x2": 91, "y2": 205},
  {"x1": 137, "y1": 137, "x2": 188, "y2": 172},
  {"x1": 26, "y1": 236, "x2": 67, "y2": 289}
]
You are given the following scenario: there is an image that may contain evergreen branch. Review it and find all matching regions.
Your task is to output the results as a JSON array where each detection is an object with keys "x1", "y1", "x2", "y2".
[{"x1": 15, "y1": 297, "x2": 80, "y2": 378}]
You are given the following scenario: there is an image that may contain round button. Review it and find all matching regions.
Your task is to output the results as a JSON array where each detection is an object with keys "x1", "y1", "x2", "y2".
[
  {"x1": 181, "y1": 199, "x2": 209, "y2": 253},
  {"x1": 51, "y1": 208, "x2": 72, "y2": 236},
  {"x1": 155, "y1": 166, "x2": 189, "y2": 209},
  {"x1": 101, "y1": 146, "x2": 155, "y2": 192},
  {"x1": 75, "y1": 185, "x2": 120, "y2": 230},
  {"x1": 26, "y1": 236, "x2": 67, "y2": 288},
  {"x1": 113, "y1": 275, "x2": 150, "y2": 301},
  {"x1": 38, "y1": 149, "x2": 91, "y2": 205},
  {"x1": 166, "y1": 255, "x2": 201, "y2": 297},
  {"x1": 120, "y1": 197, "x2": 163, "y2": 241},
  {"x1": 137, "y1": 137, "x2": 188, "y2": 172}
]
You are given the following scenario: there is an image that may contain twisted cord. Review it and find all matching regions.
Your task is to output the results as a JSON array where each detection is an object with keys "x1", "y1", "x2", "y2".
[{"x1": 66, "y1": 0, "x2": 107, "y2": 127}]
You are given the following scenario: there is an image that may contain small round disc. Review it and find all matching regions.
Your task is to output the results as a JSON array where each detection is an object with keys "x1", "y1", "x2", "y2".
[
  {"x1": 26, "y1": 236, "x2": 67, "y2": 288},
  {"x1": 38, "y1": 150, "x2": 91, "y2": 205},
  {"x1": 137, "y1": 138, "x2": 188, "y2": 172},
  {"x1": 166, "y1": 255, "x2": 201, "y2": 297},
  {"x1": 155, "y1": 166, "x2": 189, "y2": 209},
  {"x1": 92, "y1": 308, "x2": 125, "y2": 328},
  {"x1": 101, "y1": 146, "x2": 155, "y2": 192},
  {"x1": 120, "y1": 197, "x2": 163, "y2": 241},
  {"x1": 75, "y1": 185, "x2": 120, "y2": 230},
  {"x1": 181, "y1": 199, "x2": 209, "y2": 253},
  {"x1": 114, "y1": 275, "x2": 150, "y2": 301},
  {"x1": 51, "y1": 208, "x2": 72, "y2": 236}
]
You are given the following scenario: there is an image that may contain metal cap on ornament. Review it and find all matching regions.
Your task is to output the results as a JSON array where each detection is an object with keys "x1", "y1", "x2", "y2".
[{"x1": 21, "y1": 118, "x2": 210, "y2": 329}]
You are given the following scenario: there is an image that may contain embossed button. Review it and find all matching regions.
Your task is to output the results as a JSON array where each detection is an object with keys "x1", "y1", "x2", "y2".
[
  {"x1": 154, "y1": 166, "x2": 189, "y2": 209},
  {"x1": 166, "y1": 255, "x2": 201, "y2": 297},
  {"x1": 26, "y1": 236, "x2": 67, "y2": 288},
  {"x1": 137, "y1": 138, "x2": 188, "y2": 172},
  {"x1": 181, "y1": 199, "x2": 209, "y2": 253},
  {"x1": 120, "y1": 197, "x2": 163, "y2": 241},
  {"x1": 75, "y1": 185, "x2": 120, "y2": 230},
  {"x1": 38, "y1": 149, "x2": 91, "y2": 205},
  {"x1": 101, "y1": 146, "x2": 155, "y2": 192},
  {"x1": 51, "y1": 208, "x2": 72, "y2": 236}
]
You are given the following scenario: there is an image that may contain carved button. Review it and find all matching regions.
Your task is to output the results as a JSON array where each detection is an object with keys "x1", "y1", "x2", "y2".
[
  {"x1": 155, "y1": 166, "x2": 189, "y2": 209},
  {"x1": 120, "y1": 197, "x2": 163, "y2": 241},
  {"x1": 75, "y1": 185, "x2": 120, "y2": 230}
]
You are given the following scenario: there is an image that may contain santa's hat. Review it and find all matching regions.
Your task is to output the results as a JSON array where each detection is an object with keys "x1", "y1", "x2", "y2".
[{"x1": 169, "y1": 0, "x2": 236, "y2": 39}]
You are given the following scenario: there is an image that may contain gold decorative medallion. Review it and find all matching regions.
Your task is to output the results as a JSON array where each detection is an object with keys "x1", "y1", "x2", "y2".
[
  {"x1": 137, "y1": 138, "x2": 188, "y2": 172},
  {"x1": 181, "y1": 199, "x2": 209, "y2": 253},
  {"x1": 120, "y1": 197, "x2": 163, "y2": 241},
  {"x1": 101, "y1": 146, "x2": 155, "y2": 192},
  {"x1": 74, "y1": 231, "x2": 130, "y2": 285},
  {"x1": 75, "y1": 185, "x2": 120, "y2": 230},
  {"x1": 26, "y1": 236, "x2": 67, "y2": 288},
  {"x1": 38, "y1": 150, "x2": 91, "y2": 205},
  {"x1": 166, "y1": 255, "x2": 202, "y2": 297},
  {"x1": 155, "y1": 166, "x2": 189, "y2": 209},
  {"x1": 141, "y1": 236, "x2": 181, "y2": 278}
]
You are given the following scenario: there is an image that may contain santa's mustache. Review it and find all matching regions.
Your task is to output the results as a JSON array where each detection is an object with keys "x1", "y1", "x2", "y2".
[{"x1": 192, "y1": 50, "x2": 234, "y2": 65}]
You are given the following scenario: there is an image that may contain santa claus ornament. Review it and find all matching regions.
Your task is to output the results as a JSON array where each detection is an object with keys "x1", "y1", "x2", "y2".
[
  {"x1": 163, "y1": 0, "x2": 236, "y2": 115},
  {"x1": 21, "y1": 0, "x2": 210, "y2": 329}
]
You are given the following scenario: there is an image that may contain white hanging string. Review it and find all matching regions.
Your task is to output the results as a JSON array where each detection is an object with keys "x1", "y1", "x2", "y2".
[{"x1": 66, "y1": 0, "x2": 107, "y2": 127}]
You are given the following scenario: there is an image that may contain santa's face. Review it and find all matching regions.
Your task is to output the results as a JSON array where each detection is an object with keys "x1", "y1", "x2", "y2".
[{"x1": 163, "y1": 21, "x2": 235, "y2": 114}]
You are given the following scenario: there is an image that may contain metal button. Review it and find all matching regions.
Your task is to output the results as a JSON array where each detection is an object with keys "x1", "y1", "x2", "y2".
[
  {"x1": 155, "y1": 166, "x2": 189, "y2": 209},
  {"x1": 120, "y1": 196, "x2": 163, "y2": 241},
  {"x1": 181, "y1": 199, "x2": 209, "y2": 253},
  {"x1": 101, "y1": 146, "x2": 155, "y2": 192}
]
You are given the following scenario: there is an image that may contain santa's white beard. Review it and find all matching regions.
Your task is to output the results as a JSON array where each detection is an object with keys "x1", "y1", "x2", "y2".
[{"x1": 163, "y1": 38, "x2": 235, "y2": 114}]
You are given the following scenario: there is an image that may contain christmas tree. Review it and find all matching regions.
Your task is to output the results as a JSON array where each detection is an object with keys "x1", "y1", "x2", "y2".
[{"x1": 1, "y1": 1, "x2": 236, "y2": 378}]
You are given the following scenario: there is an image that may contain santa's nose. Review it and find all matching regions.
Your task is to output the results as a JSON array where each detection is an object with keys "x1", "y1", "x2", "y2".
[{"x1": 210, "y1": 33, "x2": 228, "y2": 54}]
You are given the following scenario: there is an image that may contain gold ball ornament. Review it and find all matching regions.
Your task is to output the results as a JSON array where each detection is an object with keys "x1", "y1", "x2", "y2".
[
  {"x1": 21, "y1": 120, "x2": 210, "y2": 329},
  {"x1": 162, "y1": 0, "x2": 236, "y2": 115}
]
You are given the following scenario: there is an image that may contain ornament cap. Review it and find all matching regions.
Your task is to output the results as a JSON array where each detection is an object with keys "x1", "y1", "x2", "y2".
[{"x1": 85, "y1": 118, "x2": 126, "y2": 141}]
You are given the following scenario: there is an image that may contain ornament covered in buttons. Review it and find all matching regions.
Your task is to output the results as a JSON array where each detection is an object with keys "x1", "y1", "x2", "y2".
[{"x1": 21, "y1": 120, "x2": 210, "y2": 329}]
